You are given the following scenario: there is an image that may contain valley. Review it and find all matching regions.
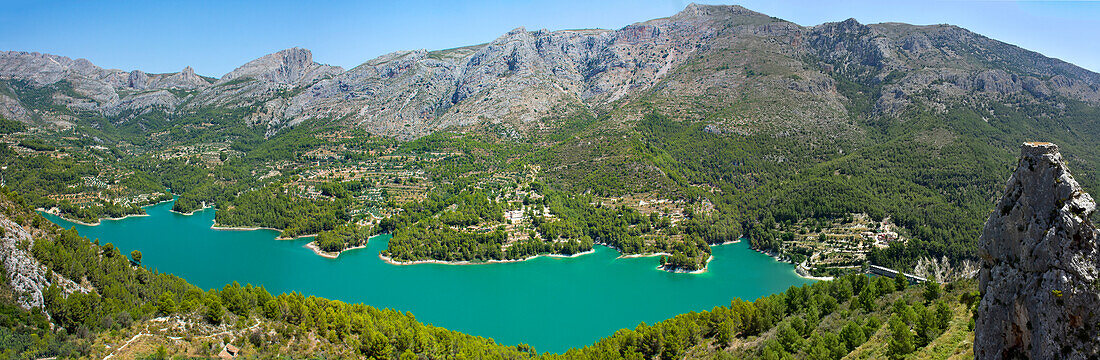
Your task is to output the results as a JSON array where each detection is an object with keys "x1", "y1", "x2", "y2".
[
  {"x1": 2, "y1": 2, "x2": 1099, "y2": 359},
  {"x1": 40, "y1": 198, "x2": 811, "y2": 353}
]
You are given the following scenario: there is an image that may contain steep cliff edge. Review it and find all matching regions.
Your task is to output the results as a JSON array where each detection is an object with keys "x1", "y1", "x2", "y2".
[{"x1": 976, "y1": 142, "x2": 1100, "y2": 359}]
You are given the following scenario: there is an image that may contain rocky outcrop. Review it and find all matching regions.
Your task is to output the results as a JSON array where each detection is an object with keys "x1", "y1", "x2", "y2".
[
  {"x1": 278, "y1": 4, "x2": 793, "y2": 138},
  {"x1": 219, "y1": 47, "x2": 340, "y2": 86},
  {"x1": 127, "y1": 70, "x2": 149, "y2": 89},
  {"x1": 804, "y1": 19, "x2": 1100, "y2": 116},
  {"x1": 0, "y1": 94, "x2": 31, "y2": 122},
  {"x1": 1, "y1": 210, "x2": 87, "y2": 311},
  {"x1": 0, "y1": 215, "x2": 50, "y2": 310},
  {"x1": 0, "y1": 51, "x2": 216, "y2": 124},
  {"x1": 189, "y1": 48, "x2": 342, "y2": 114},
  {"x1": 150, "y1": 66, "x2": 209, "y2": 89},
  {"x1": 0, "y1": 51, "x2": 102, "y2": 85},
  {"x1": 976, "y1": 142, "x2": 1100, "y2": 359}
]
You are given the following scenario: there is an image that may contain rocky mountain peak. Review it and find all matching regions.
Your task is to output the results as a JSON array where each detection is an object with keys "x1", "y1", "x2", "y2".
[
  {"x1": 0, "y1": 51, "x2": 90, "y2": 85},
  {"x1": 975, "y1": 142, "x2": 1100, "y2": 359},
  {"x1": 151, "y1": 65, "x2": 208, "y2": 89},
  {"x1": 219, "y1": 47, "x2": 341, "y2": 86},
  {"x1": 128, "y1": 69, "x2": 148, "y2": 89},
  {"x1": 506, "y1": 27, "x2": 527, "y2": 36},
  {"x1": 674, "y1": 3, "x2": 754, "y2": 19},
  {"x1": 814, "y1": 17, "x2": 870, "y2": 37}
]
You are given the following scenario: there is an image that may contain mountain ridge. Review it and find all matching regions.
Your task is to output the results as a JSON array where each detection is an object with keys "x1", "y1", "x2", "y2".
[{"x1": 1, "y1": 4, "x2": 1097, "y2": 138}]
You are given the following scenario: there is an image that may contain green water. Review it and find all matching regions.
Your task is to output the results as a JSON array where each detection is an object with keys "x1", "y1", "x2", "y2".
[{"x1": 43, "y1": 200, "x2": 812, "y2": 353}]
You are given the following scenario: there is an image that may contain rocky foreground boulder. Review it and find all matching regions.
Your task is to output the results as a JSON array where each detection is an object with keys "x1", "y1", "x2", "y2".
[{"x1": 976, "y1": 142, "x2": 1100, "y2": 359}]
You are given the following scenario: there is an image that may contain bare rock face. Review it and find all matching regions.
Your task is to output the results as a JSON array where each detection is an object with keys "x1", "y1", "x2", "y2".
[
  {"x1": 976, "y1": 142, "x2": 1100, "y2": 359},
  {"x1": 0, "y1": 215, "x2": 50, "y2": 310},
  {"x1": 193, "y1": 47, "x2": 342, "y2": 110},
  {"x1": 128, "y1": 70, "x2": 149, "y2": 89},
  {"x1": 218, "y1": 47, "x2": 341, "y2": 86},
  {"x1": 0, "y1": 51, "x2": 215, "y2": 123},
  {"x1": 0, "y1": 209, "x2": 87, "y2": 311},
  {"x1": 281, "y1": 4, "x2": 791, "y2": 138},
  {"x1": 150, "y1": 66, "x2": 209, "y2": 89},
  {"x1": 1, "y1": 4, "x2": 1098, "y2": 136}
]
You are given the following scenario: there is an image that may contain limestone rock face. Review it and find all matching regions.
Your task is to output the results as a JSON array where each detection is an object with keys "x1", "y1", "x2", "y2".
[
  {"x1": 128, "y1": 70, "x2": 149, "y2": 89},
  {"x1": 281, "y1": 4, "x2": 789, "y2": 138},
  {"x1": 1, "y1": 4, "x2": 1098, "y2": 135},
  {"x1": 219, "y1": 47, "x2": 340, "y2": 86},
  {"x1": 0, "y1": 51, "x2": 214, "y2": 124},
  {"x1": 0, "y1": 208, "x2": 88, "y2": 311},
  {"x1": 976, "y1": 142, "x2": 1100, "y2": 359},
  {"x1": 0, "y1": 215, "x2": 50, "y2": 310},
  {"x1": 150, "y1": 66, "x2": 209, "y2": 89},
  {"x1": 192, "y1": 47, "x2": 343, "y2": 110}
]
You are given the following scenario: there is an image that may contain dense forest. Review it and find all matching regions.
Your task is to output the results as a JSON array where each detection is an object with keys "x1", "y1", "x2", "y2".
[
  {"x1": 379, "y1": 183, "x2": 731, "y2": 271},
  {"x1": 314, "y1": 223, "x2": 371, "y2": 253},
  {"x1": 625, "y1": 86, "x2": 1100, "y2": 271},
  {"x1": 549, "y1": 273, "x2": 975, "y2": 359},
  {"x1": 215, "y1": 184, "x2": 350, "y2": 238}
]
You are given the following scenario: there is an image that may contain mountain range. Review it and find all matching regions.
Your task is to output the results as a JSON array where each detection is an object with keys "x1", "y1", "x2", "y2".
[{"x1": 2, "y1": 4, "x2": 1097, "y2": 139}]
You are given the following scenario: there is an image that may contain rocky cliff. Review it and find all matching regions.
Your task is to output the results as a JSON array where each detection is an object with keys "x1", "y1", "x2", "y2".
[
  {"x1": 0, "y1": 51, "x2": 213, "y2": 123},
  {"x1": 0, "y1": 197, "x2": 87, "y2": 312},
  {"x1": 2, "y1": 4, "x2": 1099, "y2": 138},
  {"x1": 976, "y1": 142, "x2": 1100, "y2": 359}
]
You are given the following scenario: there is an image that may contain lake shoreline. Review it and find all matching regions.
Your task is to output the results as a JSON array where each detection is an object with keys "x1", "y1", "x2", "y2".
[
  {"x1": 306, "y1": 241, "x2": 367, "y2": 259},
  {"x1": 378, "y1": 248, "x2": 597, "y2": 266},
  {"x1": 169, "y1": 204, "x2": 323, "y2": 242},
  {"x1": 171, "y1": 206, "x2": 212, "y2": 216},
  {"x1": 795, "y1": 261, "x2": 835, "y2": 281},
  {"x1": 44, "y1": 205, "x2": 816, "y2": 354},
  {"x1": 611, "y1": 238, "x2": 741, "y2": 274},
  {"x1": 377, "y1": 239, "x2": 745, "y2": 273},
  {"x1": 752, "y1": 247, "x2": 833, "y2": 281},
  {"x1": 38, "y1": 208, "x2": 150, "y2": 226},
  {"x1": 659, "y1": 255, "x2": 714, "y2": 274},
  {"x1": 36, "y1": 197, "x2": 175, "y2": 226},
  {"x1": 613, "y1": 238, "x2": 741, "y2": 260},
  {"x1": 49, "y1": 203, "x2": 822, "y2": 280},
  {"x1": 209, "y1": 222, "x2": 316, "y2": 241}
]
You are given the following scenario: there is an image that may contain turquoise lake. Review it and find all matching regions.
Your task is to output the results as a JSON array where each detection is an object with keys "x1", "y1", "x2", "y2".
[{"x1": 43, "y1": 200, "x2": 812, "y2": 353}]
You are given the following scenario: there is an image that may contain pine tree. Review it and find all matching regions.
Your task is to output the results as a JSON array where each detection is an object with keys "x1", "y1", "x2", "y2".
[
  {"x1": 887, "y1": 316, "x2": 915, "y2": 359},
  {"x1": 894, "y1": 269, "x2": 908, "y2": 290}
]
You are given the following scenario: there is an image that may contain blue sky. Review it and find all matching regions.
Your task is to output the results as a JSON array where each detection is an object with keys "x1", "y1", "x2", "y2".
[{"x1": 1, "y1": 0, "x2": 1097, "y2": 76}]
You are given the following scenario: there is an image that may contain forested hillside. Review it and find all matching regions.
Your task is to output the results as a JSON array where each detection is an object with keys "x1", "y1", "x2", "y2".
[{"x1": 553, "y1": 275, "x2": 977, "y2": 359}]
